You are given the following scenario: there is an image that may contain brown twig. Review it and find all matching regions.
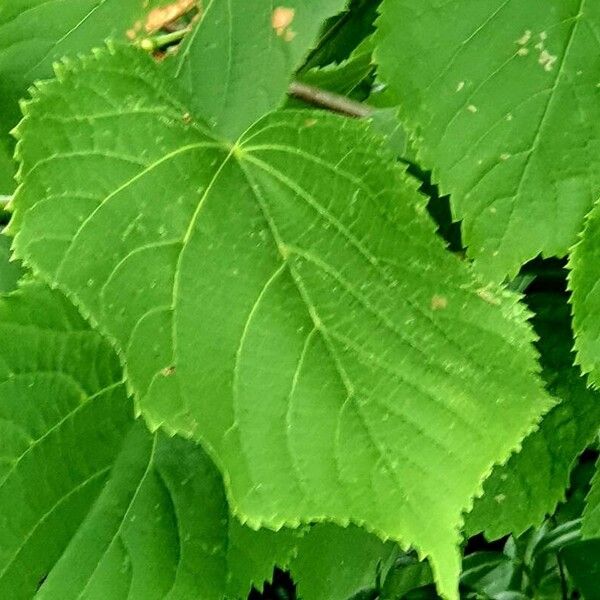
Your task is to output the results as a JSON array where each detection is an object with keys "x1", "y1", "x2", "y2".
[{"x1": 288, "y1": 81, "x2": 373, "y2": 118}]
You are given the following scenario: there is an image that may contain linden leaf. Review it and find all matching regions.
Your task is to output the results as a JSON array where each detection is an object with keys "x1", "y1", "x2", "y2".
[
  {"x1": 170, "y1": 0, "x2": 348, "y2": 137},
  {"x1": 11, "y1": 46, "x2": 552, "y2": 599},
  {"x1": 375, "y1": 0, "x2": 600, "y2": 280},
  {"x1": 0, "y1": 282, "x2": 133, "y2": 597}
]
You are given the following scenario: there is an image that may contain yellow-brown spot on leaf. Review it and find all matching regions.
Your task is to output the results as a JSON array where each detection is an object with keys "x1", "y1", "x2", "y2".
[
  {"x1": 145, "y1": 0, "x2": 197, "y2": 33},
  {"x1": 431, "y1": 295, "x2": 448, "y2": 311},
  {"x1": 272, "y1": 6, "x2": 296, "y2": 40},
  {"x1": 126, "y1": 28, "x2": 137, "y2": 40},
  {"x1": 161, "y1": 365, "x2": 176, "y2": 377}
]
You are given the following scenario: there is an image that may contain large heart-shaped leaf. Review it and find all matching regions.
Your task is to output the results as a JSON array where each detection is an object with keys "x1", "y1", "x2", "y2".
[
  {"x1": 375, "y1": 0, "x2": 600, "y2": 280},
  {"x1": 10, "y1": 46, "x2": 553, "y2": 598}
]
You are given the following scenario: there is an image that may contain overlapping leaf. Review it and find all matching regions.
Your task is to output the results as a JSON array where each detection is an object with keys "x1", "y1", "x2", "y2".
[
  {"x1": 170, "y1": 0, "x2": 348, "y2": 137},
  {"x1": 375, "y1": 0, "x2": 600, "y2": 280},
  {"x1": 0, "y1": 235, "x2": 23, "y2": 293},
  {"x1": 0, "y1": 144, "x2": 13, "y2": 193},
  {"x1": 466, "y1": 292, "x2": 600, "y2": 539},
  {"x1": 289, "y1": 523, "x2": 396, "y2": 600},
  {"x1": 569, "y1": 202, "x2": 600, "y2": 388},
  {"x1": 0, "y1": 0, "x2": 174, "y2": 194},
  {"x1": 0, "y1": 282, "x2": 132, "y2": 597},
  {"x1": 582, "y1": 458, "x2": 600, "y2": 539},
  {"x1": 9, "y1": 45, "x2": 554, "y2": 599},
  {"x1": 0, "y1": 281, "x2": 308, "y2": 600}
]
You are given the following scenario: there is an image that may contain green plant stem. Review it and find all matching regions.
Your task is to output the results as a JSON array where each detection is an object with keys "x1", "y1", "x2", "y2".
[
  {"x1": 556, "y1": 553, "x2": 569, "y2": 600},
  {"x1": 139, "y1": 28, "x2": 191, "y2": 52}
]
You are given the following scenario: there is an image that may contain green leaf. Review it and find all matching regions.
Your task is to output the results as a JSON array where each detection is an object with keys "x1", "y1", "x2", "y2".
[
  {"x1": 0, "y1": 281, "x2": 305, "y2": 599},
  {"x1": 582, "y1": 458, "x2": 600, "y2": 538},
  {"x1": 561, "y1": 539, "x2": 600, "y2": 600},
  {"x1": 170, "y1": 0, "x2": 348, "y2": 137},
  {"x1": 0, "y1": 0, "x2": 166, "y2": 194},
  {"x1": 38, "y1": 423, "x2": 299, "y2": 600},
  {"x1": 301, "y1": 0, "x2": 380, "y2": 71},
  {"x1": 460, "y1": 552, "x2": 513, "y2": 597},
  {"x1": 0, "y1": 141, "x2": 15, "y2": 194},
  {"x1": 466, "y1": 292, "x2": 600, "y2": 539},
  {"x1": 0, "y1": 282, "x2": 133, "y2": 598},
  {"x1": 374, "y1": 0, "x2": 600, "y2": 280},
  {"x1": 36, "y1": 423, "x2": 233, "y2": 600},
  {"x1": 568, "y1": 202, "x2": 600, "y2": 387},
  {"x1": 381, "y1": 555, "x2": 434, "y2": 599},
  {"x1": 226, "y1": 519, "x2": 303, "y2": 597},
  {"x1": 289, "y1": 523, "x2": 397, "y2": 600},
  {"x1": 0, "y1": 234, "x2": 23, "y2": 293},
  {"x1": 11, "y1": 46, "x2": 553, "y2": 600},
  {"x1": 293, "y1": 36, "x2": 375, "y2": 100}
]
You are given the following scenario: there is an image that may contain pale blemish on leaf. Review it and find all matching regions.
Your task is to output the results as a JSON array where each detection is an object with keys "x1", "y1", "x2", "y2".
[
  {"x1": 477, "y1": 288, "x2": 501, "y2": 306},
  {"x1": 272, "y1": 6, "x2": 296, "y2": 41},
  {"x1": 125, "y1": 20, "x2": 142, "y2": 40},
  {"x1": 516, "y1": 30, "x2": 532, "y2": 46},
  {"x1": 532, "y1": 32, "x2": 557, "y2": 72},
  {"x1": 431, "y1": 295, "x2": 448, "y2": 310},
  {"x1": 467, "y1": 104, "x2": 478, "y2": 113},
  {"x1": 538, "y1": 49, "x2": 557, "y2": 71},
  {"x1": 145, "y1": 0, "x2": 197, "y2": 33},
  {"x1": 456, "y1": 81, "x2": 465, "y2": 92}
]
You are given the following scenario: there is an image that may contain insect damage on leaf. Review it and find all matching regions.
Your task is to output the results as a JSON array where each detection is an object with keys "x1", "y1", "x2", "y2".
[
  {"x1": 272, "y1": 6, "x2": 297, "y2": 41},
  {"x1": 431, "y1": 295, "x2": 448, "y2": 311},
  {"x1": 145, "y1": 0, "x2": 198, "y2": 33}
]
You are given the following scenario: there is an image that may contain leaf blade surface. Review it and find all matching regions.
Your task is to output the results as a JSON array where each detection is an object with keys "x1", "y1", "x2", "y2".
[
  {"x1": 11, "y1": 46, "x2": 553, "y2": 599},
  {"x1": 375, "y1": 0, "x2": 600, "y2": 280}
]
